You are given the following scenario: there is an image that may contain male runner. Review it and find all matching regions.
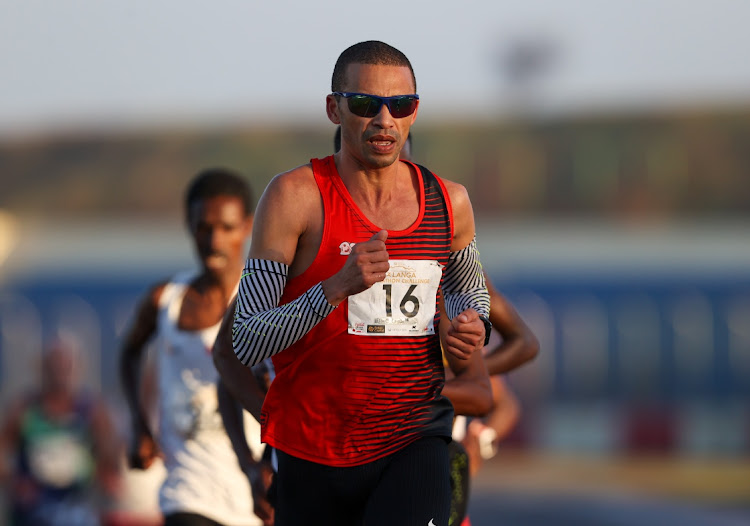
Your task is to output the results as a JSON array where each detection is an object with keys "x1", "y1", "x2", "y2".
[
  {"x1": 214, "y1": 127, "x2": 492, "y2": 525},
  {"x1": 120, "y1": 169, "x2": 266, "y2": 526},
  {"x1": 228, "y1": 40, "x2": 491, "y2": 526}
]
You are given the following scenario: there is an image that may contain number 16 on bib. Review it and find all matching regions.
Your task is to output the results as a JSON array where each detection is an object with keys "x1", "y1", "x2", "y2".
[{"x1": 347, "y1": 259, "x2": 443, "y2": 336}]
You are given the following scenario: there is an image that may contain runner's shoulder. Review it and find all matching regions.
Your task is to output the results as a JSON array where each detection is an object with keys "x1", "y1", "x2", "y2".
[
  {"x1": 259, "y1": 163, "x2": 320, "y2": 223},
  {"x1": 265, "y1": 163, "x2": 317, "y2": 199},
  {"x1": 440, "y1": 178, "x2": 470, "y2": 209}
]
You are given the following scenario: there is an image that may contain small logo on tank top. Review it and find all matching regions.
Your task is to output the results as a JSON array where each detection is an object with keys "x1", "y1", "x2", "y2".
[{"x1": 339, "y1": 241, "x2": 356, "y2": 255}]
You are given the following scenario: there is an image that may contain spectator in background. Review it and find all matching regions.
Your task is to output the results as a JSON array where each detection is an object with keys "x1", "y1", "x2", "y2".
[
  {"x1": 0, "y1": 335, "x2": 122, "y2": 526},
  {"x1": 119, "y1": 168, "x2": 267, "y2": 526}
]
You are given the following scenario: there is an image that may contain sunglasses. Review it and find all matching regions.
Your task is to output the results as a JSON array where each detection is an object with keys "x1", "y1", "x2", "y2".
[{"x1": 333, "y1": 92, "x2": 419, "y2": 118}]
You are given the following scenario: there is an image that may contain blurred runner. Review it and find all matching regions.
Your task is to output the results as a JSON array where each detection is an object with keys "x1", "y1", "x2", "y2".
[
  {"x1": 0, "y1": 336, "x2": 122, "y2": 526},
  {"x1": 458, "y1": 274, "x2": 539, "y2": 479},
  {"x1": 120, "y1": 168, "x2": 266, "y2": 526}
]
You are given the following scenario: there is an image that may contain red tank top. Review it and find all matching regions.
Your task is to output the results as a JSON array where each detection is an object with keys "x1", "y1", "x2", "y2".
[{"x1": 261, "y1": 156, "x2": 455, "y2": 466}]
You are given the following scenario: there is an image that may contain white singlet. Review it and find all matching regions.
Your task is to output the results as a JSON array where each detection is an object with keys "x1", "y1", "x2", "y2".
[{"x1": 155, "y1": 272, "x2": 263, "y2": 525}]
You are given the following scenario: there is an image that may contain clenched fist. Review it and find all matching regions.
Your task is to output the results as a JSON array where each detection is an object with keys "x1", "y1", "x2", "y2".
[{"x1": 322, "y1": 230, "x2": 390, "y2": 306}]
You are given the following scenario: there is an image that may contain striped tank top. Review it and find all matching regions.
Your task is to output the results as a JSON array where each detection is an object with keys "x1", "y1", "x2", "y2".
[{"x1": 260, "y1": 155, "x2": 455, "y2": 467}]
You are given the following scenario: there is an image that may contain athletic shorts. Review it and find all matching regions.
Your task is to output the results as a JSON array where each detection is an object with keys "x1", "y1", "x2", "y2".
[{"x1": 274, "y1": 436, "x2": 451, "y2": 526}]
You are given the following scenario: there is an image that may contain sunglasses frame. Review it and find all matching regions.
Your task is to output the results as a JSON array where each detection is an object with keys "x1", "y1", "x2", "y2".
[{"x1": 332, "y1": 91, "x2": 420, "y2": 118}]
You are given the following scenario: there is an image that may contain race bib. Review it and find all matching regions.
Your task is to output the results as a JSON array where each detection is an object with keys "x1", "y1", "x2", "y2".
[
  {"x1": 348, "y1": 259, "x2": 443, "y2": 336},
  {"x1": 28, "y1": 433, "x2": 92, "y2": 488}
]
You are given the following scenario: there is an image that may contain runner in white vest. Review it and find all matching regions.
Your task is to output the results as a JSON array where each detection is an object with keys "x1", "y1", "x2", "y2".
[{"x1": 120, "y1": 168, "x2": 265, "y2": 526}]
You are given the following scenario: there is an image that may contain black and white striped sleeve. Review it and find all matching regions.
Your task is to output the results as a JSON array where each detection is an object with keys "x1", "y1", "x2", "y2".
[
  {"x1": 442, "y1": 236, "x2": 490, "y2": 320},
  {"x1": 232, "y1": 259, "x2": 336, "y2": 367}
]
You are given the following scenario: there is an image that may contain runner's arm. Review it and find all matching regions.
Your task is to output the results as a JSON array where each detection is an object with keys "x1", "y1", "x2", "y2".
[
  {"x1": 440, "y1": 181, "x2": 490, "y2": 359},
  {"x1": 437, "y1": 293, "x2": 493, "y2": 416},
  {"x1": 214, "y1": 300, "x2": 275, "y2": 524},
  {"x1": 231, "y1": 169, "x2": 388, "y2": 367},
  {"x1": 442, "y1": 333, "x2": 493, "y2": 416},
  {"x1": 213, "y1": 300, "x2": 269, "y2": 422},
  {"x1": 89, "y1": 399, "x2": 123, "y2": 496},
  {"x1": 118, "y1": 284, "x2": 162, "y2": 468},
  {"x1": 483, "y1": 274, "x2": 539, "y2": 375}
]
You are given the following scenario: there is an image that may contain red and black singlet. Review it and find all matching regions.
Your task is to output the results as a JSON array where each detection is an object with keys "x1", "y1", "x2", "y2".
[{"x1": 260, "y1": 155, "x2": 455, "y2": 467}]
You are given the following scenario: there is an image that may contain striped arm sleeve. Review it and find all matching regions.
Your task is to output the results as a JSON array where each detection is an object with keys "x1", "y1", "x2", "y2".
[
  {"x1": 442, "y1": 236, "x2": 490, "y2": 319},
  {"x1": 232, "y1": 259, "x2": 336, "y2": 367}
]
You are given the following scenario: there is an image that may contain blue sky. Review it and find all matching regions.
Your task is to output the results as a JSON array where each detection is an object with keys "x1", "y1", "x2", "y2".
[{"x1": 2, "y1": 0, "x2": 749, "y2": 136}]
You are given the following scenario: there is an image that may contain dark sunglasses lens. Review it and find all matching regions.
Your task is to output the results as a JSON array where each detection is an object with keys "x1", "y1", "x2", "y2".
[
  {"x1": 388, "y1": 97, "x2": 418, "y2": 118},
  {"x1": 347, "y1": 95, "x2": 382, "y2": 117}
]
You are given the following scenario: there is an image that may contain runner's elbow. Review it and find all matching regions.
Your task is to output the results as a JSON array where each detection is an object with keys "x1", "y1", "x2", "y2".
[
  {"x1": 522, "y1": 332, "x2": 540, "y2": 363},
  {"x1": 467, "y1": 382, "x2": 495, "y2": 417}
]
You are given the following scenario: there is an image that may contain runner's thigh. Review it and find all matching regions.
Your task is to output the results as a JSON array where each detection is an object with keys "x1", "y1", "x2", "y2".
[
  {"x1": 365, "y1": 437, "x2": 451, "y2": 526},
  {"x1": 274, "y1": 449, "x2": 379, "y2": 526}
]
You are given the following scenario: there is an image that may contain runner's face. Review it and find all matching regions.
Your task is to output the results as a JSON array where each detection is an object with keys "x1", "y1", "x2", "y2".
[
  {"x1": 188, "y1": 195, "x2": 251, "y2": 276},
  {"x1": 334, "y1": 63, "x2": 418, "y2": 169}
]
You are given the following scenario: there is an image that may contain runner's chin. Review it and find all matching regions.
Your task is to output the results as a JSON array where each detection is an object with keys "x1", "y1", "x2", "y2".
[{"x1": 204, "y1": 254, "x2": 227, "y2": 271}]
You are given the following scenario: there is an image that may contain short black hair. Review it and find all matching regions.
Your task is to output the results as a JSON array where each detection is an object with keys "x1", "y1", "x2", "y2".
[
  {"x1": 185, "y1": 168, "x2": 254, "y2": 220},
  {"x1": 334, "y1": 125, "x2": 412, "y2": 155},
  {"x1": 331, "y1": 40, "x2": 416, "y2": 93}
]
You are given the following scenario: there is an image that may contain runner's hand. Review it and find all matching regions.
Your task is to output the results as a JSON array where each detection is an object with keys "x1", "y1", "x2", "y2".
[
  {"x1": 127, "y1": 429, "x2": 159, "y2": 470},
  {"x1": 245, "y1": 460, "x2": 275, "y2": 526},
  {"x1": 323, "y1": 230, "x2": 390, "y2": 305},
  {"x1": 443, "y1": 308, "x2": 485, "y2": 360}
]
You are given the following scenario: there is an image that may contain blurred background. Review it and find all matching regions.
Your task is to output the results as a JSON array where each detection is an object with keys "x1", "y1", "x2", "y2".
[{"x1": 1, "y1": 1, "x2": 749, "y2": 525}]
